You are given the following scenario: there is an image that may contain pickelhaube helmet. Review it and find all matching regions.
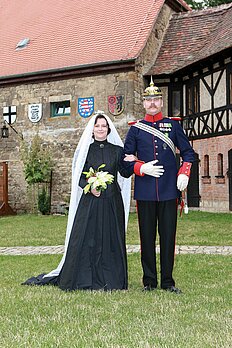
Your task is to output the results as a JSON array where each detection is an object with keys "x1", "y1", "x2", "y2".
[{"x1": 143, "y1": 76, "x2": 162, "y2": 98}]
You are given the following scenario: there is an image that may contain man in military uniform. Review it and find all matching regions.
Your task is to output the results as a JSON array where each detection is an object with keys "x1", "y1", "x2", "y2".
[{"x1": 123, "y1": 78, "x2": 195, "y2": 294}]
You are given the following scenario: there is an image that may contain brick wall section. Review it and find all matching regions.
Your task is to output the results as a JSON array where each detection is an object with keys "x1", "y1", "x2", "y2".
[{"x1": 193, "y1": 135, "x2": 232, "y2": 211}]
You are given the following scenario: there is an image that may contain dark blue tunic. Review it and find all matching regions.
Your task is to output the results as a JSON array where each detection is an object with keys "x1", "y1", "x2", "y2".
[{"x1": 122, "y1": 115, "x2": 195, "y2": 201}]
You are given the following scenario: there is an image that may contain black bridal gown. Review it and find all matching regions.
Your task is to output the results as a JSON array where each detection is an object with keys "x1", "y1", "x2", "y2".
[{"x1": 23, "y1": 140, "x2": 129, "y2": 291}]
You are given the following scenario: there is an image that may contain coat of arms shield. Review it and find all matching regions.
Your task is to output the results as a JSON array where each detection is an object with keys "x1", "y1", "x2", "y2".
[
  {"x1": 78, "y1": 97, "x2": 94, "y2": 118},
  {"x1": 108, "y1": 95, "x2": 125, "y2": 116},
  {"x1": 3, "y1": 106, "x2": 17, "y2": 124}
]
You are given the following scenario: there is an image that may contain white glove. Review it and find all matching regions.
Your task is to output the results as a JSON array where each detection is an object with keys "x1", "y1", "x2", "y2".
[
  {"x1": 140, "y1": 160, "x2": 164, "y2": 178},
  {"x1": 177, "y1": 174, "x2": 189, "y2": 191}
]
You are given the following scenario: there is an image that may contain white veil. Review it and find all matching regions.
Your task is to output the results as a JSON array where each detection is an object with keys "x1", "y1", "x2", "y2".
[{"x1": 44, "y1": 111, "x2": 131, "y2": 278}]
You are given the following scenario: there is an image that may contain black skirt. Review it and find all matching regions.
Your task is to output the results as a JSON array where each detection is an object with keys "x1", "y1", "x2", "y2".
[
  {"x1": 57, "y1": 190, "x2": 128, "y2": 291},
  {"x1": 22, "y1": 141, "x2": 128, "y2": 291}
]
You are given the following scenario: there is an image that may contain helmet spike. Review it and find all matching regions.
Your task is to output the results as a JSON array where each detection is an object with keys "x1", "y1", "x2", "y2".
[
  {"x1": 150, "y1": 76, "x2": 154, "y2": 86},
  {"x1": 143, "y1": 76, "x2": 162, "y2": 98}
]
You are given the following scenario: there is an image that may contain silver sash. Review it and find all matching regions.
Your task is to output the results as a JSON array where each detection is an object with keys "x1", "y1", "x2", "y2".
[{"x1": 133, "y1": 122, "x2": 176, "y2": 157}]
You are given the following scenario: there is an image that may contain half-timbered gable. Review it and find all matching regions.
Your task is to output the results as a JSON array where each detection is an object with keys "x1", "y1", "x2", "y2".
[{"x1": 150, "y1": 3, "x2": 232, "y2": 211}]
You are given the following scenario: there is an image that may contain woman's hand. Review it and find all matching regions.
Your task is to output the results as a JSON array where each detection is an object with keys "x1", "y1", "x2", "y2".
[
  {"x1": 91, "y1": 188, "x2": 101, "y2": 197},
  {"x1": 124, "y1": 154, "x2": 138, "y2": 162}
]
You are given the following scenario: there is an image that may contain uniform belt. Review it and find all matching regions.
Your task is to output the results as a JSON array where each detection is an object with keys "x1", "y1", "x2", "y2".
[{"x1": 133, "y1": 122, "x2": 176, "y2": 157}]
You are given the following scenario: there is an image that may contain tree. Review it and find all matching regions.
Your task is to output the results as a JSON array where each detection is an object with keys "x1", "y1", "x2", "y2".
[
  {"x1": 186, "y1": 0, "x2": 204, "y2": 9},
  {"x1": 20, "y1": 134, "x2": 53, "y2": 185},
  {"x1": 20, "y1": 134, "x2": 53, "y2": 214},
  {"x1": 186, "y1": 0, "x2": 231, "y2": 9}
]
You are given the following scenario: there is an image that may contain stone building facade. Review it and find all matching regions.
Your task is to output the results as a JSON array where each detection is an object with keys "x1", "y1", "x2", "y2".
[
  {"x1": 0, "y1": 72, "x2": 135, "y2": 213},
  {"x1": 0, "y1": 1, "x2": 180, "y2": 214},
  {"x1": 1, "y1": 1, "x2": 231, "y2": 214}
]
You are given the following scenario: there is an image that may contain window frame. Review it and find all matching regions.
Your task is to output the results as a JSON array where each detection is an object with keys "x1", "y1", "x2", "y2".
[
  {"x1": 50, "y1": 100, "x2": 71, "y2": 118},
  {"x1": 186, "y1": 80, "x2": 200, "y2": 116},
  {"x1": 216, "y1": 153, "x2": 224, "y2": 178},
  {"x1": 168, "y1": 83, "x2": 183, "y2": 118},
  {"x1": 202, "y1": 154, "x2": 210, "y2": 178}
]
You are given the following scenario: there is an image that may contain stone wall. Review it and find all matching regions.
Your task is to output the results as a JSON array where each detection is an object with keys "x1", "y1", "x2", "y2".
[
  {"x1": 0, "y1": 72, "x2": 137, "y2": 213},
  {"x1": 134, "y1": 4, "x2": 173, "y2": 118}
]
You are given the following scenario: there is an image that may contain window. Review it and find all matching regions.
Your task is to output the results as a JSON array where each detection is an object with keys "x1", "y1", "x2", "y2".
[
  {"x1": 230, "y1": 72, "x2": 232, "y2": 104},
  {"x1": 202, "y1": 155, "x2": 211, "y2": 184},
  {"x1": 50, "y1": 101, "x2": 70, "y2": 117},
  {"x1": 217, "y1": 153, "x2": 224, "y2": 177},
  {"x1": 227, "y1": 65, "x2": 232, "y2": 105},
  {"x1": 186, "y1": 82, "x2": 199, "y2": 115},
  {"x1": 203, "y1": 155, "x2": 210, "y2": 177},
  {"x1": 169, "y1": 85, "x2": 183, "y2": 118},
  {"x1": 202, "y1": 154, "x2": 211, "y2": 184},
  {"x1": 215, "y1": 153, "x2": 225, "y2": 183},
  {"x1": 172, "y1": 90, "x2": 181, "y2": 117}
]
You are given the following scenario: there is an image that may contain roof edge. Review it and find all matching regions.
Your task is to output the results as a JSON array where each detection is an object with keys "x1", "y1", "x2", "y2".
[
  {"x1": 0, "y1": 59, "x2": 136, "y2": 86},
  {"x1": 150, "y1": 47, "x2": 232, "y2": 77},
  {"x1": 165, "y1": 0, "x2": 191, "y2": 12}
]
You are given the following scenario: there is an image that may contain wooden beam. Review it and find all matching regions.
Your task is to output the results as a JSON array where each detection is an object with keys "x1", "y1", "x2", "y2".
[{"x1": 0, "y1": 162, "x2": 16, "y2": 216}]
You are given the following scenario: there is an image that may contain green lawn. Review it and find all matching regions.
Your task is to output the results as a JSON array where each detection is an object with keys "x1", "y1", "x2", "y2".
[
  {"x1": 0, "y1": 211, "x2": 231, "y2": 347},
  {"x1": 0, "y1": 253, "x2": 231, "y2": 347},
  {"x1": 0, "y1": 211, "x2": 231, "y2": 247}
]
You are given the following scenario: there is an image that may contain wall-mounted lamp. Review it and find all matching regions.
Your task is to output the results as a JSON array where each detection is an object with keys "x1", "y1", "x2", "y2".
[
  {"x1": 1, "y1": 124, "x2": 9, "y2": 138},
  {"x1": 1, "y1": 121, "x2": 23, "y2": 140}
]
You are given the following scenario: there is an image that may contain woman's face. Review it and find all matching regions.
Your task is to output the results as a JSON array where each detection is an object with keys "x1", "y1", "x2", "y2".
[{"x1": 93, "y1": 117, "x2": 108, "y2": 141}]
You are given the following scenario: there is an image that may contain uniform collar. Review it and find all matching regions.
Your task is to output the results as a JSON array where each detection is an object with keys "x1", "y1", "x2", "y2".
[{"x1": 144, "y1": 112, "x2": 163, "y2": 122}]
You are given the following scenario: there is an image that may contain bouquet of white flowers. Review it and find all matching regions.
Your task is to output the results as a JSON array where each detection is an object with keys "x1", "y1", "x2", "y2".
[{"x1": 83, "y1": 164, "x2": 114, "y2": 194}]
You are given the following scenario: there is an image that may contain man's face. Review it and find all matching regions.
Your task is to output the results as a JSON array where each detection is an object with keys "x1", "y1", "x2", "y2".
[{"x1": 143, "y1": 97, "x2": 163, "y2": 116}]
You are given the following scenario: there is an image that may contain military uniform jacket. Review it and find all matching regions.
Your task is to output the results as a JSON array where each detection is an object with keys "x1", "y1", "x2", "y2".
[{"x1": 122, "y1": 112, "x2": 195, "y2": 201}]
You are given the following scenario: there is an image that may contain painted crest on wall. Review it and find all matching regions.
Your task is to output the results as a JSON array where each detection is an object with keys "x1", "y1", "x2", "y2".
[
  {"x1": 108, "y1": 95, "x2": 125, "y2": 116},
  {"x1": 28, "y1": 104, "x2": 42, "y2": 123},
  {"x1": 3, "y1": 106, "x2": 17, "y2": 124},
  {"x1": 78, "y1": 97, "x2": 94, "y2": 118}
]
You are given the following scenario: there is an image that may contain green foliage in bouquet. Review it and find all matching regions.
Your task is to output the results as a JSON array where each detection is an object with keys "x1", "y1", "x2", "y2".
[{"x1": 83, "y1": 164, "x2": 114, "y2": 194}]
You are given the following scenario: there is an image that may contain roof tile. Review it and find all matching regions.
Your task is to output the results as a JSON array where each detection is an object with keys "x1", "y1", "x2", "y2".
[
  {"x1": 0, "y1": 0, "x2": 166, "y2": 78},
  {"x1": 150, "y1": 3, "x2": 232, "y2": 75}
]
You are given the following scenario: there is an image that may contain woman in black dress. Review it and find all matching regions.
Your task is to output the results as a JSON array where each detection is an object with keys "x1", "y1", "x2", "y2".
[{"x1": 23, "y1": 112, "x2": 131, "y2": 291}]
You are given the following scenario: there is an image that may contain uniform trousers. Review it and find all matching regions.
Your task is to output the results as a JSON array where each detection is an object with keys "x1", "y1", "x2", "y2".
[{"x1": 137, "y1": 199, "x2": 177, "y2": 289}]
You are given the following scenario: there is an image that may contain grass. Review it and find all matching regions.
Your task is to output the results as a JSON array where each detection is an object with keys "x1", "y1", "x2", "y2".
[
  {"x1": 0, "y1": 211, "x2": 231, "y2": 347},
  {"x1": 0, "y1": 211, "x2": 231, "y2": 247},
  {"x1": 0, "y1": 253, "x2": 231, "y2": 347},
  {"x1": 0, "y1": 214, "x2": 67, "y2": 247}
]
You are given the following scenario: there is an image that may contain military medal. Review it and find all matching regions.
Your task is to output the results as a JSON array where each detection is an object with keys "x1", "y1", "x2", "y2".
[{"x1": 163, "y1": 143, "x2": 167, "y2": 150}]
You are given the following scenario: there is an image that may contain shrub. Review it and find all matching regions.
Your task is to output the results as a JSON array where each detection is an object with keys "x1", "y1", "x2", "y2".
[
  {"x1": 20, "y1": 134, "x2": 53, "y2": 213},
  {"x1": 20, "y1": 134, "x2": 53, "y2": 185},
  {"x1": 38, "y1": 186, "x2": 50, "y2": 215}
]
